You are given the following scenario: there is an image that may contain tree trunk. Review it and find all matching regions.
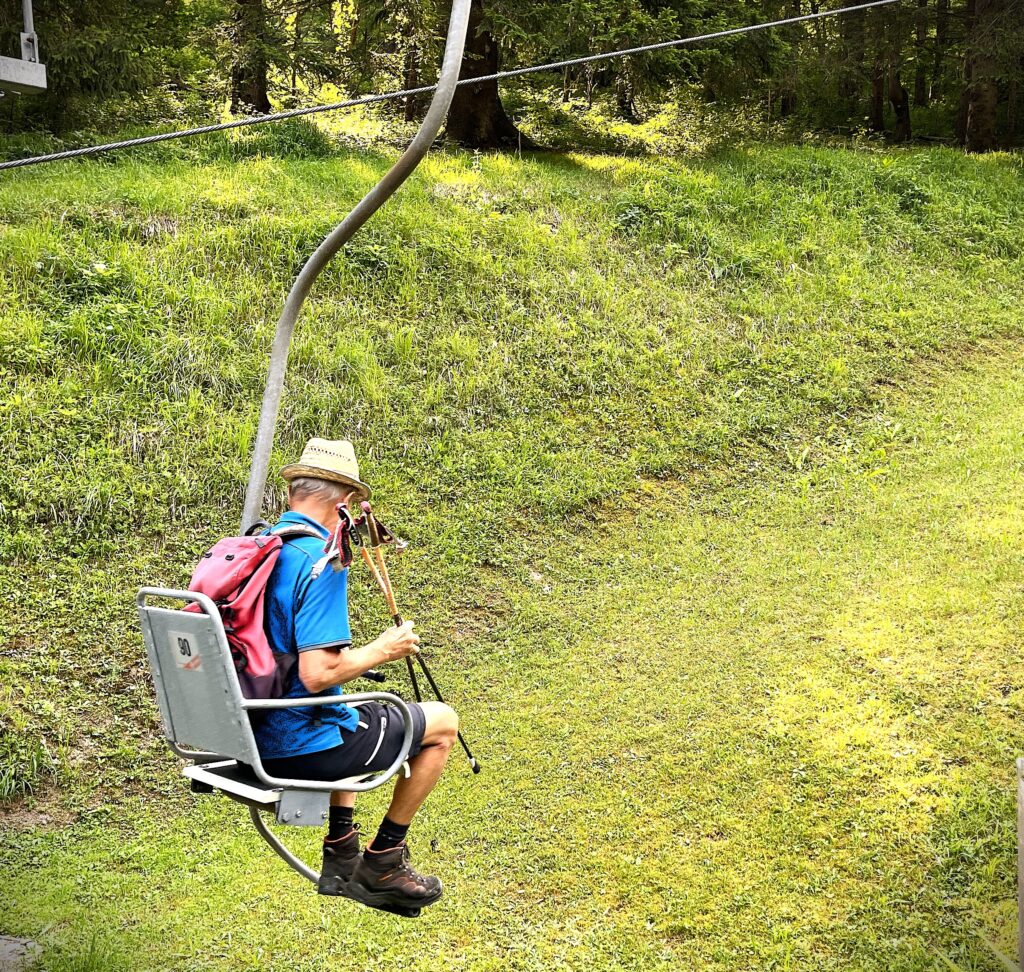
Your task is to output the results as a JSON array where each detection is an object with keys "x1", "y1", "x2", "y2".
[
  {"x1": 889, "y1": 66, "x2": 913, "y2": 140},
  {"x1": 966, "y1": 78, "x2": 999, "y2": 150},
  {"x1": 563, "y1": 10, "x2": 575, "y2": 103},
  {"x1": 955, "y1": 71, "x2": 972, "y2": 142},
  {"x1": 291, "y1": 9, "x2": 302, "y2": 99},
  {"x1": 444, "y1": 0, "x2": 531, "y2": 149},
  {"x1": 1008, "y1": 73, "x2": 1021, "y2": 144},
  {"x1": 615, "y1": 69, "x2": 640, "y2": 122},
  {"x1": 839, "y1": 0, "x2": 867, "y2": 100},
  {"x1": 585, "y1": 65, "x2": 597, "y2": 108},
  {"x1": 810, "y1": 0, "x2": 827, "y2": 55},
  {"x1": 323, "y1": 0, "x2": 338, "y2": 56},
  {"x1": 955, "y1": 0, "x2": 976, "y2": 143},
  {"x1": 870, "y1": 55, "x2": 887, "y2": 131},
  {"x1": 914, "y1": 0, "x2": 929, "y2": 105},
  {"x1": 965, "y1": 0, "x2": 999, "y2": 151},
  {"x1": 231, "y1": 0, "x2": 272, "y2": 115},
  {"x1": 932, "y1": 0, "x2": 949, "y2": 96},
  {"x1": 780, "y1": 0, "x2": 801, "y2": 117}
]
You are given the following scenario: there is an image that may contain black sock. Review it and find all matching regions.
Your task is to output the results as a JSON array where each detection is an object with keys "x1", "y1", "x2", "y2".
[
  {"x1": 368, "y1": 815, "x2": 409, "y2": 852},
  {"x1": 327, "y1": 805, "x2": 355, "y2": 841}
]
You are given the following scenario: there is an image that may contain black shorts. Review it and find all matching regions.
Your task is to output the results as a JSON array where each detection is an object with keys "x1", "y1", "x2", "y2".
[{"x1": 262, "y1": 701, "x2": 427, "y2": 781}]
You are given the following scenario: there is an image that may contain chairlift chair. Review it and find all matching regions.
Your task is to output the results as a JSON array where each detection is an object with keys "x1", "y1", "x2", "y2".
[
  {"x1": 134, "y1": 0, "x2": 472, "y2": 885},
  {"x1": 137, "y1": 589, "x2": 415, "y2": 882},
  {"x1": 1, "y1": 0, "x2": 46, "y2": 95}
]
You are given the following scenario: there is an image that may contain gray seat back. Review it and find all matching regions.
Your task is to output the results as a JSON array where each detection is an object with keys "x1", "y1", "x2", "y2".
[{"x1": 136, "y1": 588, "x2": 260, "y2": 765}]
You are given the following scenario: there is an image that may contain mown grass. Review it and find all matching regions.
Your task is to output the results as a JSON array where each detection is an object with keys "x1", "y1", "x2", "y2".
[
  {"x1": 3, "y1": 339, "x2": 1024, "y2": 970},
  {"x1": 0, "y1": 136, "x2": 1022, "y2": 967}
]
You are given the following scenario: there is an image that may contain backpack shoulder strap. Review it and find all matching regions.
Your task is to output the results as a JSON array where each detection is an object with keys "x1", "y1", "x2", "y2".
[
  {"x1": 271, "y1": 517, "x2": 356, "y2": 576},
  {"x1": 268, "y1": 522, "x2": 325, "y2": 542}
]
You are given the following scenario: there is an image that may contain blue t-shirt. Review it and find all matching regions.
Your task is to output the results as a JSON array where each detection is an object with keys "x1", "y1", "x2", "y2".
[{"x1": 253, "y1": 511, "x2": 360, "y2": 759}]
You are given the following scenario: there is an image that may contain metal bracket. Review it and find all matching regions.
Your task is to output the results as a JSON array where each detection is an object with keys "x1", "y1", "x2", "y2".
[
  {"x1": 2, "y1": 2, "x2": 47, "y2": 94},
  {"x1": 20, "y1": 32, "x2": 37, "y2": 62},
  {"x1": 276, "y1": 789, "x2": 329, "y2": 827},
  {"x1": 250, "y1": 807, "x2": 319, "y2": 883}
]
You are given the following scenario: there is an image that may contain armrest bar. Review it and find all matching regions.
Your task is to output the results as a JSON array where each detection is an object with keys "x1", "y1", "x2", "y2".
[
  {"x1": 248, "y1": 693, "x2": 415, "y2": 793},
  {"x1": 241, "y1": 691, "x2": 401, "y2": 711}
]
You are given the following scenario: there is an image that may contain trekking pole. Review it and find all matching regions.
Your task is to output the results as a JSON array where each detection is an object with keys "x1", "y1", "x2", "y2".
[
  {"x1": 360, "y1": 501, "x2": 481, "y2": 774},
  {"x1": 359, "y1": 545, "x2": 424, "y2": 703}
]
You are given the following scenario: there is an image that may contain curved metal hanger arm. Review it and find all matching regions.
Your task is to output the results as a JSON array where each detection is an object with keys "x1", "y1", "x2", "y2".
[{"x1": 241, "y1": 0, "x2": 472, "y2": 531}]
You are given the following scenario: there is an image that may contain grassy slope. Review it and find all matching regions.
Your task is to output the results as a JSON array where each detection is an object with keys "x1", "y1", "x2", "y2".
[
  {"x1": 4, "y1": 337, "x2": 1024, "y2": 972},
  {"x1": 0, "y1": 140, "x2": 1022, "y2": 967},
  {"x1": 1, "y1": 142, "x2": 1021, "y2": 801}
]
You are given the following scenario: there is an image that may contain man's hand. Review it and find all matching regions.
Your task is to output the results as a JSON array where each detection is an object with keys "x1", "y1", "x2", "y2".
[
  {"x1": 297, "y1": 621, "x2": 421, "y2": 692},
  {"x1": 374, "y1": 620, "x2": 421, "y2": 661}
]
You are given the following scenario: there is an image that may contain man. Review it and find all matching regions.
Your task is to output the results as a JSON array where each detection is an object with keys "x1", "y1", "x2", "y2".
[{"x1": 255, "y1": 437, "x2": 459, "y2": 916}]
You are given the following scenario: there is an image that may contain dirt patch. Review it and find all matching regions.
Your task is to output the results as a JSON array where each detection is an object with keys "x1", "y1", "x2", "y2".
[{"x1": 0, "y1": 787, "x2": 74, "y2": 830}]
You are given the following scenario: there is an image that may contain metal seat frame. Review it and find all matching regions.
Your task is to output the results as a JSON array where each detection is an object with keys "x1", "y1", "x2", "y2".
[{"x1": 137, "y1": 587, "x2": 414, "y2": 883}]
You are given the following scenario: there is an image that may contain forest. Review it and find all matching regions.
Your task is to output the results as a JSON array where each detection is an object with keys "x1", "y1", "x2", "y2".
[{"x1": 1, "y1": 0, "x2": 1022, "y2": 152}]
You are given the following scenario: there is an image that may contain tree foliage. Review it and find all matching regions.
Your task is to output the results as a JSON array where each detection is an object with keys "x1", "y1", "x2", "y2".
[{"x1": 1, "y1": 0, "x2": 1021, "y2": 148}]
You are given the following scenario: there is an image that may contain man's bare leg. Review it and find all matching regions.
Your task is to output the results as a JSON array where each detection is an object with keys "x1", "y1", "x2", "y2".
[
  {"x1": 328, "y1": 700, "x2": 455, "y2": 821},
  {"x1": 337, "y1": 701, "x2": 457, "y2": 913},
  {"x1": 385, "y1": 700, "x2": 458, "y2": 825}
]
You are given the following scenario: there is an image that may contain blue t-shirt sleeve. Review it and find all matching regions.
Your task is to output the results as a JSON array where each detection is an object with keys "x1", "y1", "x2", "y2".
[{"x1": 294, "y1": 564, "x2": 352, "y2": 652}]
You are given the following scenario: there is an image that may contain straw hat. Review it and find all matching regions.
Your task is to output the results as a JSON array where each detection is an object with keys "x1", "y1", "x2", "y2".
[{"x1": 280, "y1": 438, "x2": 372, "y2": 501}]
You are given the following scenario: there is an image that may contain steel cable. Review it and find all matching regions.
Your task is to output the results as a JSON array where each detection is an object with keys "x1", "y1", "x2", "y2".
[{"x1": 1, "y1": 0, "x2": 900, "y2": 173}]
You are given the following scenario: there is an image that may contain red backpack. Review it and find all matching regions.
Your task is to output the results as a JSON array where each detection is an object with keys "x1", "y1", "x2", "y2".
[{"x1": 187, "y1": 518, "x2": 352, "y2": 699}]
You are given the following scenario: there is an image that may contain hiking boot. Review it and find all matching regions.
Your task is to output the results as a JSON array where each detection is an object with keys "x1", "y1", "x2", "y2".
[
  {"x1": 317, "y1": 826, "x2": 361, "y2": 896},
  {"x1": 345, "y1": 843, "x2": 443, "y2": 916}
]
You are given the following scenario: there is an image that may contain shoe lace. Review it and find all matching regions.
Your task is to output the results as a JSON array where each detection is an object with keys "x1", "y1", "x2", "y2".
[{"x1": 391, "y1": 843, "x2": 430, "y2": 885}]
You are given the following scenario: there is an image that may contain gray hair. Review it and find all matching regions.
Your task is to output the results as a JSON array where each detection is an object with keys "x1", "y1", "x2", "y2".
[{"x1": 287, "y1": 476, "x2": 352, "y2": 504}]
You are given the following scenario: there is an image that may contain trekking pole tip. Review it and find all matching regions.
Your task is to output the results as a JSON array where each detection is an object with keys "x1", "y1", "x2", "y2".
[{"x1": 470, "y1": 758, "x2": 481, "y2": 774}]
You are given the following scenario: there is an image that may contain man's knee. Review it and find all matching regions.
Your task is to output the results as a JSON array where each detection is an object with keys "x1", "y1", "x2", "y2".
[
  {"x1": 421, "y1": 701, "x2": 458, "y2": 746},
  {"x1": 441, "y1": 704, "x2": 459, "y2": 742}
]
